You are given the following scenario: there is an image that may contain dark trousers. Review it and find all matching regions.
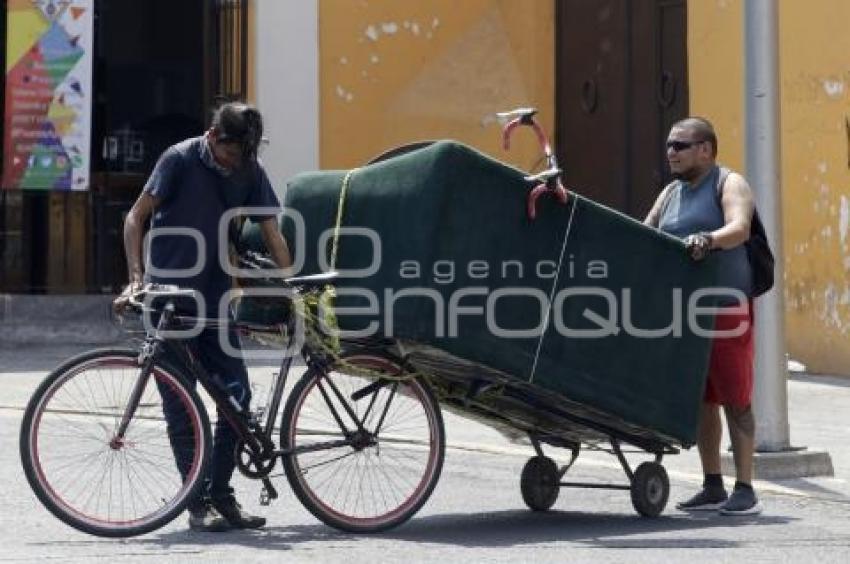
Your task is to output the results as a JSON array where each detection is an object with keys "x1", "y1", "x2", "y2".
[{"x1": 157, "y1": 326, "x2": 251, "y2": 509}]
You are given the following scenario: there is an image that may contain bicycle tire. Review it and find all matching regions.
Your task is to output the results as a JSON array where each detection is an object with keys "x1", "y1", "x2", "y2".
[
  {"x1": 19, "y1": 348, "x2": 211, "y2": 537},
  {"x1": 281, "y1": 352, "x2": 445, "y2": 533}
]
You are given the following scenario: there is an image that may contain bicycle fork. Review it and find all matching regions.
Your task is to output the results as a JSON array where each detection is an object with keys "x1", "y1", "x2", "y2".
[
  {"x1": 112, "y1": 342, "x2": 158, "y2": 448},
  {"x1": 114, "y1": 305, "x2": 174, "y2": 445}
]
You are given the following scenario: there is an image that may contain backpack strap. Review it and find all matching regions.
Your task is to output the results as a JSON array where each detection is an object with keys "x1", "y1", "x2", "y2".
[{"x1": 715, "y1": 165, "x2": 730, "y2": 200}]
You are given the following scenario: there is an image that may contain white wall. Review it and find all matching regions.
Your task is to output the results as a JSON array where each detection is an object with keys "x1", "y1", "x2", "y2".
[{"x1": 255, "y1": 0, "x2": 319, "y2": 199}]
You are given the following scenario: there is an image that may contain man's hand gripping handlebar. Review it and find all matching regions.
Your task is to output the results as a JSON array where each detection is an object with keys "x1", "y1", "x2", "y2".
[{"x1": 113, "y1": 281, "x2": 145, "y2": 316}]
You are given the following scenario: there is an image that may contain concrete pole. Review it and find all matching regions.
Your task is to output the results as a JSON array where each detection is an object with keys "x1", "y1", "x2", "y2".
[{"x1": 744, "y1": 0, "x2": 791, "y2": 451}]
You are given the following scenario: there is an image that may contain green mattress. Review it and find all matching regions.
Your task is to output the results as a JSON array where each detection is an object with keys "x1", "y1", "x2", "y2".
[{"x1": 240, "y1": 141, "x2": 720, "y2": 445}]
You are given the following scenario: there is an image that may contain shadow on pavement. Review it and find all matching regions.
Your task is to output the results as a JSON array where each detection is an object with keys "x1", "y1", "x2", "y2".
[
  {"x1": 762, "y1": 478, "x2": 850, "y2": 502},
  {"x1": 127, "y1": 509, "x2": 794, "y2": 552},
  {"x1": 381, "y1": 509, "x2": 795, "y2": 549},
  {"x1": 135, "y1": 523, "x2": 354, "y2": 552}
]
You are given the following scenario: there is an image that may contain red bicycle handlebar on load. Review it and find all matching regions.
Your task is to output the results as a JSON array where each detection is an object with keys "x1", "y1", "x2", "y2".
[{"x1": 498, "y1": 108, "x2": 569, "y2": 220}]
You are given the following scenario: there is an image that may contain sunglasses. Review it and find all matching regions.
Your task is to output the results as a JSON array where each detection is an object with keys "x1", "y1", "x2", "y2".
[{"x1": 666, "y1": 140, "x2": 703, "y2": 152}]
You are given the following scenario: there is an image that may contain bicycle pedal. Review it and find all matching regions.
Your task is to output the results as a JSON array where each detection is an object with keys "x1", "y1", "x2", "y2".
[{"x1": 260, "y1": 478, "x2": 278, "y2": 506}]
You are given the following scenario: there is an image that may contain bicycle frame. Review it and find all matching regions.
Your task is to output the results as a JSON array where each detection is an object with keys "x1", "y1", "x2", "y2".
[{"x1": 118, "y1": 297, "x2": 398, "y2": 503}]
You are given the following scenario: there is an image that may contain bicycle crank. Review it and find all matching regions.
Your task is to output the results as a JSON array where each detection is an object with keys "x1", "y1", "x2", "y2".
[{"x1": 235, "y1": 440, "x2": 277, "y2": 479}]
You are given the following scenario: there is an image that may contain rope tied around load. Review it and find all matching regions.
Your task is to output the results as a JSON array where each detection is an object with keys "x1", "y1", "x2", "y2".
[
  {"x1": 296, "y1": 168, "x2": 360, "y2": 357},
  {"x1": 292, "y1": 168, "x2": 435, "y2": 384}
]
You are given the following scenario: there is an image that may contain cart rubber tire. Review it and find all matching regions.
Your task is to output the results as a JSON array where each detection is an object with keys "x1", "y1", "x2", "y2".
[
  {"x1": 520, "y1": 456, "x2": 560, "y2": 511},
  {"x1": 630, "y1": 462, "x2": 669, "y2": 517}
]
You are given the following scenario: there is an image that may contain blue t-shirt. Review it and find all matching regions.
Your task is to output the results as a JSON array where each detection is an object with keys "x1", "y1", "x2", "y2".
[{"x1": 143, "y1": 136, "x2": 280, "y2": 314}]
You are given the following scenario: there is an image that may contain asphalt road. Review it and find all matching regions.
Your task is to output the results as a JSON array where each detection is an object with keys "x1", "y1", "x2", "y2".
[{"x1": 2, "y1": 345, "x2": 849, "y2": 563}]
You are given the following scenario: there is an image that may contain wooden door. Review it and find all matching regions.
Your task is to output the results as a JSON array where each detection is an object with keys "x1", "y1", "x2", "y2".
[
  {"x1": 89, "y1": 0, "x2": 208, "y2": 292},
  {"x1": 555, "y1": 0, "x2": 688, "y2": 219},
  {"x1": 203, "y1": 0, "x2": 251, "y2": 111}
]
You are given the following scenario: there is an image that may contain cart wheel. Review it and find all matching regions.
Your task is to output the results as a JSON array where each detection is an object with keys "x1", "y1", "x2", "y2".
[
  {"x1": 630, "y1": 462, "x2": 669, "y2": 517},
  {"x1": 520, "y1": 456, "x2": 560, "y2": 511}
]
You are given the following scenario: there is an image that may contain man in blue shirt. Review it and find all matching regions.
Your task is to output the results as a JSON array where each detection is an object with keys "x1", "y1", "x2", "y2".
[{"x1": 115, "y1": 102, "x2": 292, "y2": 531}]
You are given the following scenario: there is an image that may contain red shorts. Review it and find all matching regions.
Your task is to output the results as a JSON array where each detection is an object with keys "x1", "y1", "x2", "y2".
[{"x1": 704, "y1": 301, "x2": 754, "y2": 407}]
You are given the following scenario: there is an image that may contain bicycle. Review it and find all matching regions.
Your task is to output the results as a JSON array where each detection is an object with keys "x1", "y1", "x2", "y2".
[{"x1": 19, "y1": 254, "x2": 445, "y2": 537}]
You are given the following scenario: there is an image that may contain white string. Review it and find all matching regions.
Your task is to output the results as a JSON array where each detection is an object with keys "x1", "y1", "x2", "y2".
[{"x1": 528, "y1": 195, "x2": 578, "y2": 384}]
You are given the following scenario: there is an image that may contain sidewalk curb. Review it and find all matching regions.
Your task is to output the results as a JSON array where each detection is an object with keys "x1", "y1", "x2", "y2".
[
  {"x1": 0, "y1": 294, "x2": 124, "y2": 346},
  {"x1": 722, "y1": 450, "x2": 835, "y2": 480}
]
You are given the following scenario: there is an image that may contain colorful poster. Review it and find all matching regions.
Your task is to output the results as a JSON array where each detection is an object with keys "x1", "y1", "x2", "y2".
[{"x1": 2, "y1": 0, "x2": 93, "y2": 191}]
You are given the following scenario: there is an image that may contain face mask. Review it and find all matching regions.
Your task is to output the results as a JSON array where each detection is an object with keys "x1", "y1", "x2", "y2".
[{"x1": 200, "y1": 136, "x2": 233, "y2": 177}]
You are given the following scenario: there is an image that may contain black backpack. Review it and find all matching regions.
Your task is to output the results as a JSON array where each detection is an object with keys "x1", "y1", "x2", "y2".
[{"x1": 717, "y1": 167, "x2": 775, "y2": 297}]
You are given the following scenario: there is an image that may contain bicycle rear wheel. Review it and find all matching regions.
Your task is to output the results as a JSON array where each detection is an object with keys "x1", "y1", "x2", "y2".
[
  {"x1": 19, "y1": 349, "x2": 211, "y2": 537},
  {"x1": 281, "y1": 352, "x2": 445, "y2": 532}
]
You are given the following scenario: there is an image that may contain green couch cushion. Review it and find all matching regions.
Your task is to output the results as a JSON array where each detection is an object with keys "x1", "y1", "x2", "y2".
[{"x1": 240, "y1": 141, "x2": 720, "y2": 444}]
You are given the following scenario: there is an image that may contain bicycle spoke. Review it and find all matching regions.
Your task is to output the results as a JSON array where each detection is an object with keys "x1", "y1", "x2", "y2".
[
  {"x1": 283, "y1": 355, "x2": 444, "y2": 531},
  {"x1": 23, "y1": 352, "x2": 207, "y2": 536}
]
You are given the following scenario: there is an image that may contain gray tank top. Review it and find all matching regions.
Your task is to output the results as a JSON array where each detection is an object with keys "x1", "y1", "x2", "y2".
[{"x1": 659, "y1": 166, "x2": 753, "y2": 300}]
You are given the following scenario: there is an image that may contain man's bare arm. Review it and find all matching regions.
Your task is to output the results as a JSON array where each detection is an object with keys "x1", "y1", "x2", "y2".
[
  {"x1": 113, "y1": 192, "x2": 159, "y2": 312},
  {"x1": 259, "y1": 217, "x2": 293, "y2": 270},
  {"x1": 643, "y1": 184, "x2": 674, "y2": 227},
  {"x1": 707, "y1": 172, "x2": 754, "y2": 250},
  {"x1": 123, "y1": 192, "x2": 160, "y2": 283}
]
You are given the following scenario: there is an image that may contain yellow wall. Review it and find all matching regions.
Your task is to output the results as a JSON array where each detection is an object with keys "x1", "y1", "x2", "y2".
[
  {"x1": 779, "y1": 1, "x2": 850, "y2": 375},
  {"x1": 318, "y1": 0, "x2": 554, "y2": 170},
  {"x1": 317, "y1": 0, "x2": 849, "y2": 373},
  {"x1": 690, "y1": 0, "x2": 850, "y2": 375},
  {"x1": 687, "y1": 1, "x2": 745, "y2": 173}
]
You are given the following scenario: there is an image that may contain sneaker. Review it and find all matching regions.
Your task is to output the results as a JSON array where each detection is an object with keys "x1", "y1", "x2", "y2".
[
  {"x1": 212, "y1": 496, "x2": 266, "y2": 529},
  {"x1": 188, "y1": 503, "x2": 231, "y2": 532},
  {"x1": 676, "y1": 486, "x2": 729, "y2": 511},
  {"x1": 719, "y1": 485, "x2": 763, "y2": 516}
]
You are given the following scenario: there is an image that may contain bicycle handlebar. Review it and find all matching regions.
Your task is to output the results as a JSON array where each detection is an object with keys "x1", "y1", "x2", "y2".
[
  {"x1": 499, "y1": 107, "x2": 553, "y2": 162},
  {"x1": 239, "y1": 251, "x2": 339, "y2": 289},
  {"x1": 496, "y1": 107, "x2": 538, "y2": 122},
  {"x1": 524, "y1": 167, "x2": 563, "y2": 184},
  {"x1": 497, "y1": 107, "x2": 571, "y2": 220},
  {"x1": 240, "y1": 250, "x2": 278, "y2": 270}
]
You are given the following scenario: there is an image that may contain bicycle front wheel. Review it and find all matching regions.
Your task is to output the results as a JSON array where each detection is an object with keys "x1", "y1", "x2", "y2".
[
  {"x1": 19, "y1": 349, "x2": 211, "y2": 537},
  {"x1": 281, "y1": 352, "x2": 445, "y2": 532}
]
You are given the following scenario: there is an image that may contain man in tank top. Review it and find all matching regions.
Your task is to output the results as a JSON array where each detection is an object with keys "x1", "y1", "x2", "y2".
[{"x1": 644, "y1": 117, "x2": 763, "y2": 516}]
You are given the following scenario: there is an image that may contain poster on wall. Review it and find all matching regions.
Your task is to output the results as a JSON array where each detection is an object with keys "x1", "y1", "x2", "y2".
[{"x1": 2, "y1": 0, "x2": 93, "y2": 191}]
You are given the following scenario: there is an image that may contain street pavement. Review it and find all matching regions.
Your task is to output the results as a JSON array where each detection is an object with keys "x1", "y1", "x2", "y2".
[{"x1": 1, "y1": 343, "x2": 849, "y2": 563}]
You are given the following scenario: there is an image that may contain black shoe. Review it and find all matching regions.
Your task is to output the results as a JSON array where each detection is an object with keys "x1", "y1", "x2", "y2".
[
  {"x1": 188, "y1": 503, "x2": 231, "y2": 532},
  {"x1": 719, "y1": 485, "x2": 763, "y2": 516},
  {"x1": 212, "y1": 496, "x2": 266, "y2": 529},
  {"x1": 676, "y1": 486, "x2": 729, "y2": 511}
]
